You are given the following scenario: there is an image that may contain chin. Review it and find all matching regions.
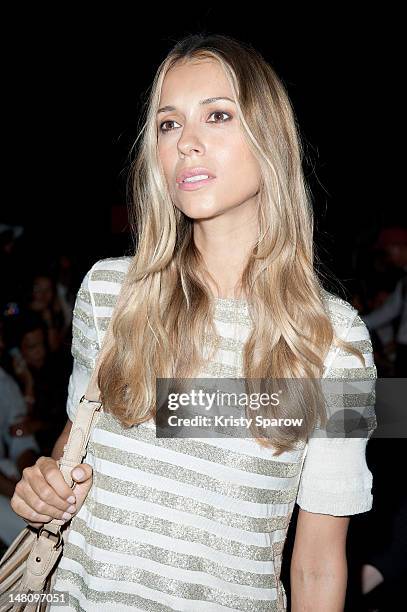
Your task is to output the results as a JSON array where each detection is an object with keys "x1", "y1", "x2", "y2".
[{"x1": 176, "y1": 202, "x2": 225, "y2": 220}]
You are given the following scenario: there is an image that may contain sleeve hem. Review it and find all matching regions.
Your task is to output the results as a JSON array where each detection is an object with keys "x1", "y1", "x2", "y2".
[{"x1": 296, "y1": 491, "x2": 373, "y2": 516}]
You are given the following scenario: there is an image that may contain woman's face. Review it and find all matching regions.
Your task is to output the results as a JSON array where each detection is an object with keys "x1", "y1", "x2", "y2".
[
  {"x1": 31, "y1": 276, "x2": 53, "y2": 310},
  {"x1": 21, "y1": 328, "x2": 46, "y2": 370},
  {"x1": 157, "y1": 59, "x2": 261, "y2": 220}
]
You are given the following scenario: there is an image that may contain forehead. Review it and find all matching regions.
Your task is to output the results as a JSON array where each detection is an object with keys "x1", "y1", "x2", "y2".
[
  {"x1": 34, "y1": 276, "x2": 51, "y2": 286},
  {"x1": 23, "y1": 328, "x2": 44, "y2": 344},
  {"x1": 159, "y1": 59, "x2": 232, "y2": 103}
]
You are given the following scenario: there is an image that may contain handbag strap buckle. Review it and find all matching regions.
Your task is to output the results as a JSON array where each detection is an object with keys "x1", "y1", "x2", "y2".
[
  {"x1": 38, "y1": 526, "x2": 63, "y2": 550},
  {"x1": 80, "y1": 395, "x2": 103, "y2": 410}
]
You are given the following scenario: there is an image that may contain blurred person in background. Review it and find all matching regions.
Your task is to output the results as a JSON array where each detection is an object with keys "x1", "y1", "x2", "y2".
[
  {"x1": 52, "y1": 255, "x2": 78, "y2": 325},
  {"x1": 359, "y1": 226, "x2": 407, "y2": 608},
  {"x1": 0, "y1": 319, "x2": 39, "y2": 551},
  {"x1": 9, "y1": 313, "x2": 69, "y2": 455},
  {"x1": 361, "y1": 226, "x2": 407, "y2": 377},
  {"x1": 360, "y1": 495, "x2": 407, "y2": 609},
  {"x1": 364, "y1": 283, "x2": 397, "y2": 377},
  {"x1": 24, "y1": 269, "x2": 70, "y2": 354},
  {"x1": 350, "y1": 276, "x2": 396, "y2": 377},
  {"x1": 0, "y1": 224, "x2": 25, "y2": 316}
]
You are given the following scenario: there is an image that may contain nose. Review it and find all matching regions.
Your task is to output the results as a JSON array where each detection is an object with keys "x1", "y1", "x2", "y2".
[{"x1": 177, "y1": 124, "x2": 204, "y2": 158}]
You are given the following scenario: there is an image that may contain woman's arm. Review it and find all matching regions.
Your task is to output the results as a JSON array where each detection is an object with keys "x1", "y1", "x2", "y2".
[{"x1": 290, "y1": 509, "x2": 350, "y2": 611}]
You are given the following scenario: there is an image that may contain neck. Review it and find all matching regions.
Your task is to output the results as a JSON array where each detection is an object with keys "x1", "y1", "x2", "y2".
[{"x1": 193, "y1": 199, "x2": 259, "y2": 299}]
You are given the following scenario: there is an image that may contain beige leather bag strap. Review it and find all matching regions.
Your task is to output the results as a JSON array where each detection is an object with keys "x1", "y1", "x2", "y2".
[
  {"x1": 49, "y1": 266, "x2": 127, "y2": 528},
  {"x1": 17, "y1": 266, "x2": 128, "y2": 595},
  {"x1": 43, "y1": 300, "x2": 118, "y2": 537}
]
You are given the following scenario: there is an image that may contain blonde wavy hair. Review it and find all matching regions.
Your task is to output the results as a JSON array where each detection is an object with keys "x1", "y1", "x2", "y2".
[{"x1": 98, "y1": 33, "x2": 364, "y2": 455}]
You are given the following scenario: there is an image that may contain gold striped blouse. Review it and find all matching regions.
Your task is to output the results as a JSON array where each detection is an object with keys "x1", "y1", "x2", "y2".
[{"x1": 51, "y1": 256, "x2": 377, "y2": 612}]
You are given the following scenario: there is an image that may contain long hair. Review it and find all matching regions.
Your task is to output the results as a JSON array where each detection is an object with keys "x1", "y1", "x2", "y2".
[{"x1": 98, "y1": 33, "x2": 364, "y2": 455}]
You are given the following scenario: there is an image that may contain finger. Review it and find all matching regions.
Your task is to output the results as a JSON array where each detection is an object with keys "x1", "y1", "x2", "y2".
[
  {"x1": 11, "y1": 492, "x2": 55, "y2": 524},
  {"x1": 26, "y1": 520, "x2": 45, "y2": 529},
  {"x1": 16, "y1": 480, "x2": 75, "y2": 520},
  {"x1": 71, "y1": 463, "x2": 93, "y2": 482},
  {"x1": 37, "y1": 457, "x2": 76, "y2": 501},
  {"x1": 24, "y1": 472, "x2": 76, "y2": 514}
]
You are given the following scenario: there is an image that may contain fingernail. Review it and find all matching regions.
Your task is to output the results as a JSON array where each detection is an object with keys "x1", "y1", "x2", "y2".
[
  {"x1": 72, "y1": 468, "x2": 84, "y2": 479},
  {"x1": 62, "y1": 512, "x2": 72, "y2": 520},
  {"x1": 67, "y1": 496, "x2": 76, "y2": 504},
  {"x1": 67, "y1": 505, "x2": 76, "y2": 513}
]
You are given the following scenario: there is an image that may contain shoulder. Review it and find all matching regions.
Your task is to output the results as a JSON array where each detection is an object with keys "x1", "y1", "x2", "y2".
[
  {"x1": 0, "y1": 366, "x2": 26, "y2": 416},
  {"x1": 320, "y1": 288, "x2": 371, "y2": 343},
  {"x1": 79, "y1": 256, "x2": 132, "y2": 301},
  {"x1": 320, "y1": 288, "x2": 359, "y2": 334},
  {"x1": 0, "y1": 366, "x2": 22, "y2": 397},
  {"x1": 320, "y1": 289, "x2": 374, "y2": 374},
  {"x1": 73, "y1": 256, "x2": 132, "y2": 348},
  {"x1": 87, "y1": 256, "x2": 132, "y2": 289},
  {"x1": 0, "y1": 366, "x2": 8, "y2": 384}
]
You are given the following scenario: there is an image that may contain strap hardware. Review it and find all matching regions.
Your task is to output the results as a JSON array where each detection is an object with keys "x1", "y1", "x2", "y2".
[
  {"x1": 38, "y1": 527, "x2": 63, "y2": 550},
  {"x1": 79, "y1": 395, "x2": 103, "y2": 409}
]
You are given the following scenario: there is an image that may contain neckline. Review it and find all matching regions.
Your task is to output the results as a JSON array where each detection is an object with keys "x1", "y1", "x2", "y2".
[{"x1": 213, "y1": 296, "x2": 248, "y2": 305}]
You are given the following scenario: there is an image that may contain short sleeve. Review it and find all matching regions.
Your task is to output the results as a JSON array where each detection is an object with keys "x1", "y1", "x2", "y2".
[
  {"x1": 296, "y1": 311, "x2": 377, "y2": 516},
  {"x1": 66, "y1": 264, "x2": 101, "y2": 422}
]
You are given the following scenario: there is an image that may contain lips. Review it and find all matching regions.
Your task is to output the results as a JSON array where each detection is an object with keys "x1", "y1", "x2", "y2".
[{"x1": 176, "y1": 167, "x2": 216, "y2": 183}]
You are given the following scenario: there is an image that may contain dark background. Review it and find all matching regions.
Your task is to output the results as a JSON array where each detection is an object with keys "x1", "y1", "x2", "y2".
[{"x1": 3, "y1": 8, "x2": 405, "y2": 285}]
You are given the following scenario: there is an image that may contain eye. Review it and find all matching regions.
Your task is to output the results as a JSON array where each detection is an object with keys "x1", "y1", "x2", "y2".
[
  {"x1": 159, "y1": 111, "x2": 232, "y2": 133},
  {"x1": 159, "y1": 119, "x2": 181, "y2": 133},
  {"x1": 207, "y1": 111, "x2": 231, "y2": 124}
]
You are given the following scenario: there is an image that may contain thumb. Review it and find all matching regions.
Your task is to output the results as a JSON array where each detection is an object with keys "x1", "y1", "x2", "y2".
[{"x1": 71, "y1": 463, "x2": 93, "y2": 482}]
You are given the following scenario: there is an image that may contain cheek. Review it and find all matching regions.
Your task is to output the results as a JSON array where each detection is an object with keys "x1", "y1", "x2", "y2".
[
  {"x1": 158, "y1": 142, "x2": 175, "y2": 189},
  {"x1": 157, "y1": 137, "x2": 172, "y2": 165},
  {"x1": 218, "y1": 139, "x2": 260, "y2": 190}
]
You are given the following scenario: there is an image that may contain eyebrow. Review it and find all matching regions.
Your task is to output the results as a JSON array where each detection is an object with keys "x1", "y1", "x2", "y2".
[{"x1": 157, "y1": 96, "x2": 236, "y2": 115}]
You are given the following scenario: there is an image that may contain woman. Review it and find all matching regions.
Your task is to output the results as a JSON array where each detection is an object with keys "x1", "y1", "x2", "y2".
[
  {"x1": 10, "y1": 312, "x2": 69, "y2": 454},
  {"x1": 11, "y1": 34, "x2": 377, "y2": 611},
  {"x1": 25, "y1": 271, "x2": 68, "y2": 354}
]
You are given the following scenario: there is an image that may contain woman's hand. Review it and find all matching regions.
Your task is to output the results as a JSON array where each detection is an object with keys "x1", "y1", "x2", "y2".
[{"x1": 10, "y1": 456, "x2": 93, "y2": 529}]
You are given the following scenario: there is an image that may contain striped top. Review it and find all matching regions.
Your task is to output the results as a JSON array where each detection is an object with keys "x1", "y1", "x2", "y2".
[{"x1": 51, "y1": 256, "x2": 377, "y2": 612}]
